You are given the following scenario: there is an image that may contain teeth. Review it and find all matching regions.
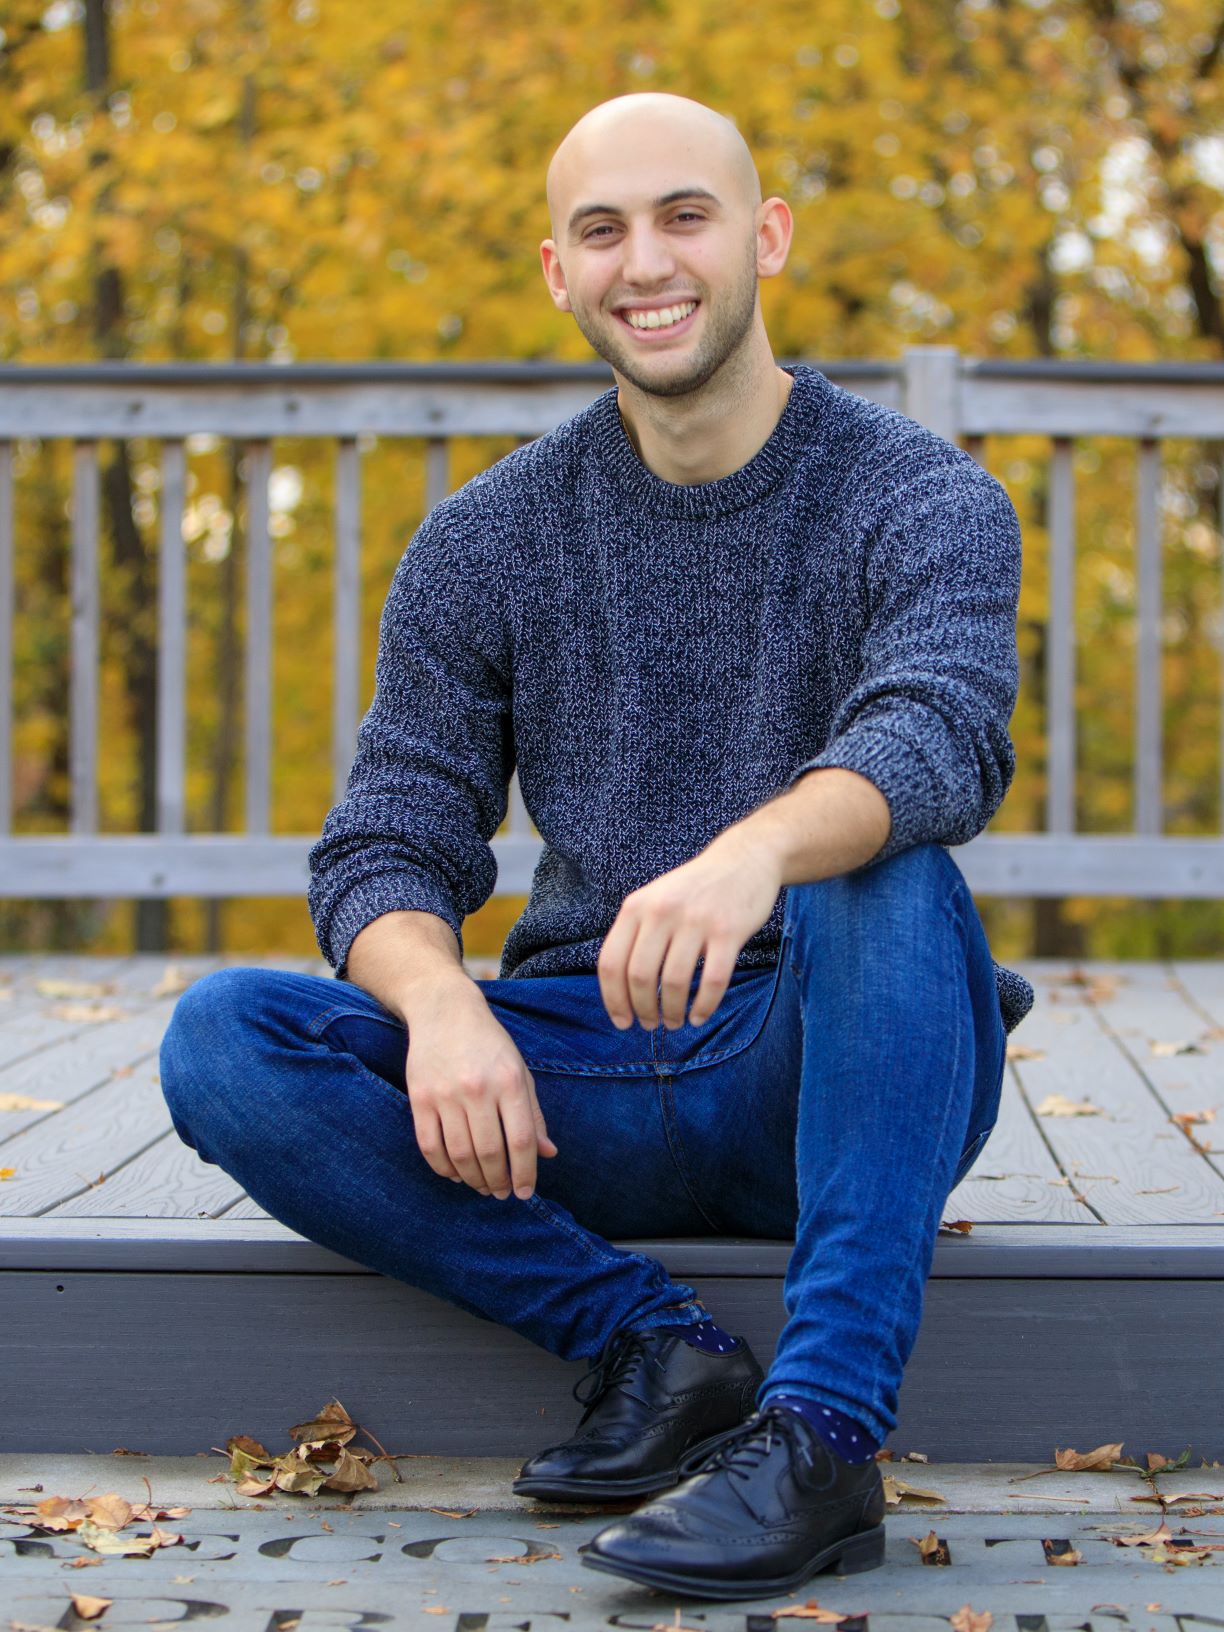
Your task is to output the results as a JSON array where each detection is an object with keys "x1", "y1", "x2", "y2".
[{"x1": 624, "y1": 301, "x2": 697, "y2": 330}]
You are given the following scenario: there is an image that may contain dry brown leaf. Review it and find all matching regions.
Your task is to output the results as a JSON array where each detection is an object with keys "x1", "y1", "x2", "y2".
[
  {"x1": 768, "y1": 1602, "x2": 850, "y2": 1622},
  {"x1": 76, "y1": 1519, "x2": 158, "y2": 1556},
  {"x1": 68, "y1": 1594, "x2": 112, "y2": 1619},
  {"x1": 421, "y1": 1608, "x2": 450, "y2": 1616},
  {"x1": 0, "y1": 1166, "x2": 14, "y2": 1180},
  {"x1": 428, "y1": 1507, "x2": 478, "y2": 1518},
  {"x1": 0, "y1": 1092, "x2": 64, "y2": 1111},
  {"x1": 1036, "y1": 1093, "x2": 1105, "y2": 1117},
  {"x1": 486, "y1": 1550, "x2": 562, "y2": 1564},
  {"x1": 1042, "y1": 1539, "x2": 1082, "y2": 1565},
  {"x1": 1055, "y1": 1442, "x2": 1126, "y2": 1471},
  {"x1": 1006, "y1": 1044, "x2": 1045, "y2": 1060},
  {"x1": 151, "y1": 964, "x2": 195, "y2": 997},
  {"x1": 289, "y1": 1399, "x2": 358, "y2": 1449},
  {"x1": 912, "y1": 1528, "x2": 949, "y2": 1564},
  {"x1": 62, "y1": 1556, "x2": 104, "y2": 1569},
  {"x1": 949, "y1": 1607, "x2": 993, "y2": 1632},
  {"x1": 882, "y1": 1474, "x2": 944, "y2": 1504},
  {"x1": 35, "y1": 978, "x2": 115, "y2": 998},
  {"x1": 47, "y1": 1002, "x2": 127, "y2": 1022},
  {"x1": 939, "y1": 1219, "x2": 973, "y2": 1234},
  {"x1": 226, "y1": 1433, "x2": 272, "y2": 1462},
  {"x1": 84, "y1": 1494, "x2": 132, "y2": 1531},
  {"x1": 33, "y1": 1495, "x2": 89, "y2": 1529},
  {"x1": 1151, "y1": 1040, "x2": 1206, "y2": 1057},
  {"x1": 322, "y1": 1447, "x2": 379, "y2": 1493}
]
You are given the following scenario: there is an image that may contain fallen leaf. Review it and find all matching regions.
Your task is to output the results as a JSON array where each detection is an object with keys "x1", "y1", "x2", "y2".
[
  {"x1": 322, "y1": 1446, "x2": 378, "y2": 1494},
  {"x1": 35, "y1": 978, "x2": 115, "y2": 998},
  {"x1": 768, "y1": 1602, "x2": 850, "y2": 1622},
  {"x1": 1006, "y1": 1044, "x2": 1045, "y2": 1060},
  {"x1": 1036, "y1": 1093, "x2": 1106, "y2": 1117},
  {"x1": 1056, "y1": 1442, "x2": 1126, "y2": 1472},
  {"x1": 0, "y1": 1093, "x2": 64, "y2": 1111},
  {"x1": 1042, "y1": 1539, "x2": 1082, "y2": 1565},
  {"x1": 46, "y1": 1003, "x2": 127, "y2": 1022},
  {"x1": 912, "y1": 1529, "x2": 950, "y2": 1564},
  {"x1": 84, "y1": 1494, "x2": 132, "y2": 1531},
  {"x1": 68, "y1": 1595, "x2": 112, "y2": 1619},
  {"x1": 289, "y1": 1400, "x2": 359, "y2": 1449},
  {"x1": 949, "y1": 1608, "x2": 992, "y2": 1632},
  {"x1": 61, "y1": 1557, "x2": 104, "y2": 1570},
  {"x1": 882, "y1": 1474, "x2": 944, "y2": 1504},
  {"x1": 486, "y1": 1551, "x2": 561, "y2": 1564},
  {"x1": 1151, "y1": 1040, "x2": 1206, "y2": 1057},
  {"x1": 0, "y1": 1167, "x2": 13, "y2": 1180}
]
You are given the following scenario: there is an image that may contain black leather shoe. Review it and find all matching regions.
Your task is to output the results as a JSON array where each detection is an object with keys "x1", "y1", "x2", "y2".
[
  {"x1": 577, "y1": 1400, "x2": 886, "y2": 1598},
  {"x1": 511, "y1": 1323, "x2": 765, "y2": 1502}
]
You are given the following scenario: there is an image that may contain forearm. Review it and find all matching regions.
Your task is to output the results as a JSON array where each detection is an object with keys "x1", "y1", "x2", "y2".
[
  {"x1": 344, "y1": 909, "x2": 484, "y2": 1027},
  {"x1": 718, "y1": 766, "x2": 892, "y2": 884}
]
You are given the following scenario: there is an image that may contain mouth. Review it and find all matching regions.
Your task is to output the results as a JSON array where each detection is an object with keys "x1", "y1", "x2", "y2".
[{"x1": 614, "y1": 300, "x2": 701, "y2": 341}]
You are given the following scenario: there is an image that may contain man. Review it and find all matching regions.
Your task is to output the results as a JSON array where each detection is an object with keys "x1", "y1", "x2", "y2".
[{"x1": 159, "y1": 91, "x2": 1033, "y2": 1602}]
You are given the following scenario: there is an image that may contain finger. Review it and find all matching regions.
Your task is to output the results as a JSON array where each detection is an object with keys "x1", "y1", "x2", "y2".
[
  {"x1": 410, "y1": 1100, "x2": 464, "y2": 1183},
  {"x1": 625, "y1": 922, "x2": 672, "y2": 1029},
  {"x1": 658, "y1": 929, "x2": 706, "y2": 1029},
  {"x1": 436, "y1": 1101, "x2": 490, "y2": 1193},
  {"x1": 469, "y1": 1098, "x2": 513, "y2": 1197},
  {"x1": 687, "y1": 941, "x2": 739, "y2": 1028},
  {"x1": 527, "y1": 1073, "x2": 559, "y2": 1157},
  {"x1": 598, "y1": 911, "x2": 639, "y2": 1029},
  {"x1": 500, "y1": 1090, "x2": 539, "y2": 1199}
]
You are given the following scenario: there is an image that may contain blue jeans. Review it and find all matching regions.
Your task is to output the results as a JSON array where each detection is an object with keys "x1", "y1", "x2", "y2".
[{"x1": 159, "y1": 842, "x2": 1006, "y2": 1445}]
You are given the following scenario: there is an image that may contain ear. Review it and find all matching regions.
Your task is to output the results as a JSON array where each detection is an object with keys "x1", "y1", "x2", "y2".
[
  {"x1": 540, "y1": 240, "x2": 573, "y2": 312},
  {"x1": 756, "y1": 198, "x2": 793, "y2": 279}
]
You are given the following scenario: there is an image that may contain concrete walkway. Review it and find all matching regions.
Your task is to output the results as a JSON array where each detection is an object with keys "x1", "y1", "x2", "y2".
[{"x1": 3, "y1": 1455, "x2": 1222, "y2": 1628}]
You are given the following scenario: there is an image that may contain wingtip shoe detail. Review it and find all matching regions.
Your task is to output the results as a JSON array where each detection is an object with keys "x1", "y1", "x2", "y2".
[
  {"x1": 578, "y1": 1401, "x2": 886, "y2": 1598},
  {"x1": 511, "y1": 1322, "x2": 765, "y2": 1502}
]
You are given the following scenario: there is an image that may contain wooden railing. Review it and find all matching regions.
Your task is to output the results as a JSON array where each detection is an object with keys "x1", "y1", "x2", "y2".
[{"x1": 1, "y1": 348, "x2": 1222, "y2": 903}]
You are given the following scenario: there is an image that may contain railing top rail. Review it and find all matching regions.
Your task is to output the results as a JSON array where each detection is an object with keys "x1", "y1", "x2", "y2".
[{"x1": 2, "y1": 355, "x2": 1224, "y2": 389}]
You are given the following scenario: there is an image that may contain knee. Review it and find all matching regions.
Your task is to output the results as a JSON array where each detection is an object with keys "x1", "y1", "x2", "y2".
[
  {"x1": 158, "y1": 966, "x2": 275, "y2": 1128},
  {"x1": 783, "y1": 843, "x2": 956, "y2": 940}
]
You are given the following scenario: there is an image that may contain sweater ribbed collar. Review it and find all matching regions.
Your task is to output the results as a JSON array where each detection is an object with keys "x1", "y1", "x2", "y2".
[{"x1": 589, "y1": 362, "x2": 827, "y2": 519}]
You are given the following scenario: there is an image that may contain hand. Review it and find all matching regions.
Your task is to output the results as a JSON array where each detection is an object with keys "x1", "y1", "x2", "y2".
[
  {"x1": 598, "y1": 834, "x2": 783, "y2": 1032},
  {"x1": 404, "y1": 993, "x2": 558, "y2": 1201}
]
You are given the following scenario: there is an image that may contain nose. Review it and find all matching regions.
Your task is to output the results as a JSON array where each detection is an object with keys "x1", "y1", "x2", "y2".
[{"x1": 619, "y1": 222, "x2": 678, "y2": 287}]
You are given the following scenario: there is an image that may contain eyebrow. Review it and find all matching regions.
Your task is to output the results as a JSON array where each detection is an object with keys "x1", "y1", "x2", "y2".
[{"x1": 567, "y1": 187, "x2": 721, "y2": 235}]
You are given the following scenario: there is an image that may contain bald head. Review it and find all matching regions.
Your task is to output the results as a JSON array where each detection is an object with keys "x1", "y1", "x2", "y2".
[{"x1": 545, "y1": 93, "x2": 763, "y2": 241}]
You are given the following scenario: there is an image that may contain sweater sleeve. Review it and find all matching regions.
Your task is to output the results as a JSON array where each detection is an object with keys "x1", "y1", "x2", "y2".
[
  {"x1": 307, "y1": 508, "x2": 513, "y2": 980},
  {"x1": 786, "y1": 453, "x2": 1021, "y2": 868}
]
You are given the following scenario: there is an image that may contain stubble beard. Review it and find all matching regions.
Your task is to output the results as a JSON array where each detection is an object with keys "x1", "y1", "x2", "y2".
[{"x1": 569, "y1": 239, "x2": 760, "y2": 401}]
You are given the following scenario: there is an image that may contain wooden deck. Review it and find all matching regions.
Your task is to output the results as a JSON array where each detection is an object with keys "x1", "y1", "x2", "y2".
[{"x1": 2, "y1": 954, "x2": 1222, "y2": 1462}]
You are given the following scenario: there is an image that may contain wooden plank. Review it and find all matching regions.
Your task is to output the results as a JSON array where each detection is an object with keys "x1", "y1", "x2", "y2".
[
  {"x1": 1069, "y1": 959, "x2": 1224, "y2": 1203},
  {"x1": 1135, "y1": 438, "x2": 1163, "y2": 835},
  {"x1": 5, "y1": 1216, "x2": 1224, "y2": 1275},
  {"x1": 945, "y1": 1053, "x2": 1086, "y2": 1224},
  {"x1": 244, "y1": 439, "x2": 272, "y2": 835},
  {"x1": 332, "y1": 437, "x2": 361, "y2": 807},
  {"x1": 49, "y1": 1128, "x2": 247, "y2": 1219},
  {"x1": 0, "y1": 1049, "x2": 172, "y2": 1216},
  {"x1": 962, "y1": 373, "x2": 1224, "y2": 437},
  {"x1": 0, "y1": 438, "x2": 11, "y2": 834},
  {"x1": 1170, "y1": 958, "x2": 1224, "y2": 1023},
  {"x1": 6, "y1": 831, "x2": 1224, "y2": 900},
  {"x1": 1046, "y1": 437, "x2": 1075, "y2": 835},
  {"x1": 69, "y1": 441, "x2": 100, "y2": 836},
  {"x1": 156, "y1": 438, "x2": 188, "y2": 834},
  {"x1": 1, "y1": 1266, "x2": 1220, "y2": 1459},
  {"x1": 1006, "y1": 960, "x2": 1224, "y2": 1221}
]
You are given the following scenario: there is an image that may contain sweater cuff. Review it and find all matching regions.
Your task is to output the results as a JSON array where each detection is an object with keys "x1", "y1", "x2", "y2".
[
  {"x1": 322, "y1": 869, "x2": 464, "y2": 982},
  {"x1": 786, "y1": 724, "x2": 938, "y2": 870}
]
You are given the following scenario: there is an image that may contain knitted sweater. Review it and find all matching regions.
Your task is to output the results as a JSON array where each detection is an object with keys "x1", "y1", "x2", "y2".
[{"x1": 308, "y1": 362, "x2": 1035, "y2": 1035}]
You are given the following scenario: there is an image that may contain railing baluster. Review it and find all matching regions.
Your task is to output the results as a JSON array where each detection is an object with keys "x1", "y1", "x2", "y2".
[
  {"x1": 1047, "y1": 438, "x2": 1076, "y2": 834},
  {"x1": 962, "y1": 434, "x2": 985, "y2": 466},
  {"x1": 0, "y1": 440, "x2": 12, "y2": 833},
  {"x1": 69, "y1": 441, "x2": 100, "y2": 836},
  {"x1": 244, "y1": 439, "x2": 272, "y2": 835},
  {"x1": 425, "y1": 437, "x2": 449, "y2": 512},
  {"x1": 334, "y1": 437, "x2": 361, "y2": 806},
  {"x1": 156, "y1": 440, "x2": 187, "y2": 836},
  {"x1": 1135, "y1": 437, "x2": 1163, "y2": 836}
]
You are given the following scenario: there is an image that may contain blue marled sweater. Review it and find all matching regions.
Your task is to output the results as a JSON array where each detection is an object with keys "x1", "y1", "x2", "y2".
[{"x1": 308, "y1": 362, "x2": 1035, "y2": 1035}]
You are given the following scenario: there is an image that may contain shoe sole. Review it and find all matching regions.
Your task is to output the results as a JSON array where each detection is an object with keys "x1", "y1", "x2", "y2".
[
  {"x1": 510, "y1": 1426, "x2": 749, "y2": 1502},
  {"x1": 579, "y1": 1520, "x2": 886, "y2": 1598}
]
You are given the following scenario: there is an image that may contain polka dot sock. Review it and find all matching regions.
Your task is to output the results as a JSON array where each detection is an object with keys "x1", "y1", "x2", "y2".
[
  {"x1": 765, "y1": 1391, "x2": 881, "y2": 1465},
  {"x1": 653, "y1": 1314, "x2": 741, "y2": 1354}
]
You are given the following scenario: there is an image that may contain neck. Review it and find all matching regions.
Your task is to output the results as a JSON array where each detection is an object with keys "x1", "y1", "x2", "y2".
[{"x1": 615, "y1": 348, "x2": 795, "y2": 487}]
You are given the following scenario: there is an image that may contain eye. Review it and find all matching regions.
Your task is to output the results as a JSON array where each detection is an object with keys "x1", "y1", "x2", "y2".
[{"x1": 674, "y1": 211, "x2": 704, "y2": 223}]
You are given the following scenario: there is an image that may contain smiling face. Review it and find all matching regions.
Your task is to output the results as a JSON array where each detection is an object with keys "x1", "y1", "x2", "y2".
[{"x1": 541, "y1": 95, "x2": 786, "y2": 399}]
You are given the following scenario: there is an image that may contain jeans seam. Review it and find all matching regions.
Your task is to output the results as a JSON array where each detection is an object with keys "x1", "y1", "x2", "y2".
[{"x1": 655, "y1": 1071, "x2": 724, "y2": 1232}]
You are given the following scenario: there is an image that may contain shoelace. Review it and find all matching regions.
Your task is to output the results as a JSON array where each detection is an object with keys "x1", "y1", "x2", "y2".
[
  {"x1": 571, "y1": 1328, "x2": 665, "y2": 1423},
  {"x1": 683, "y1": 1402, "x2": 816, "y2": 1482}
]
